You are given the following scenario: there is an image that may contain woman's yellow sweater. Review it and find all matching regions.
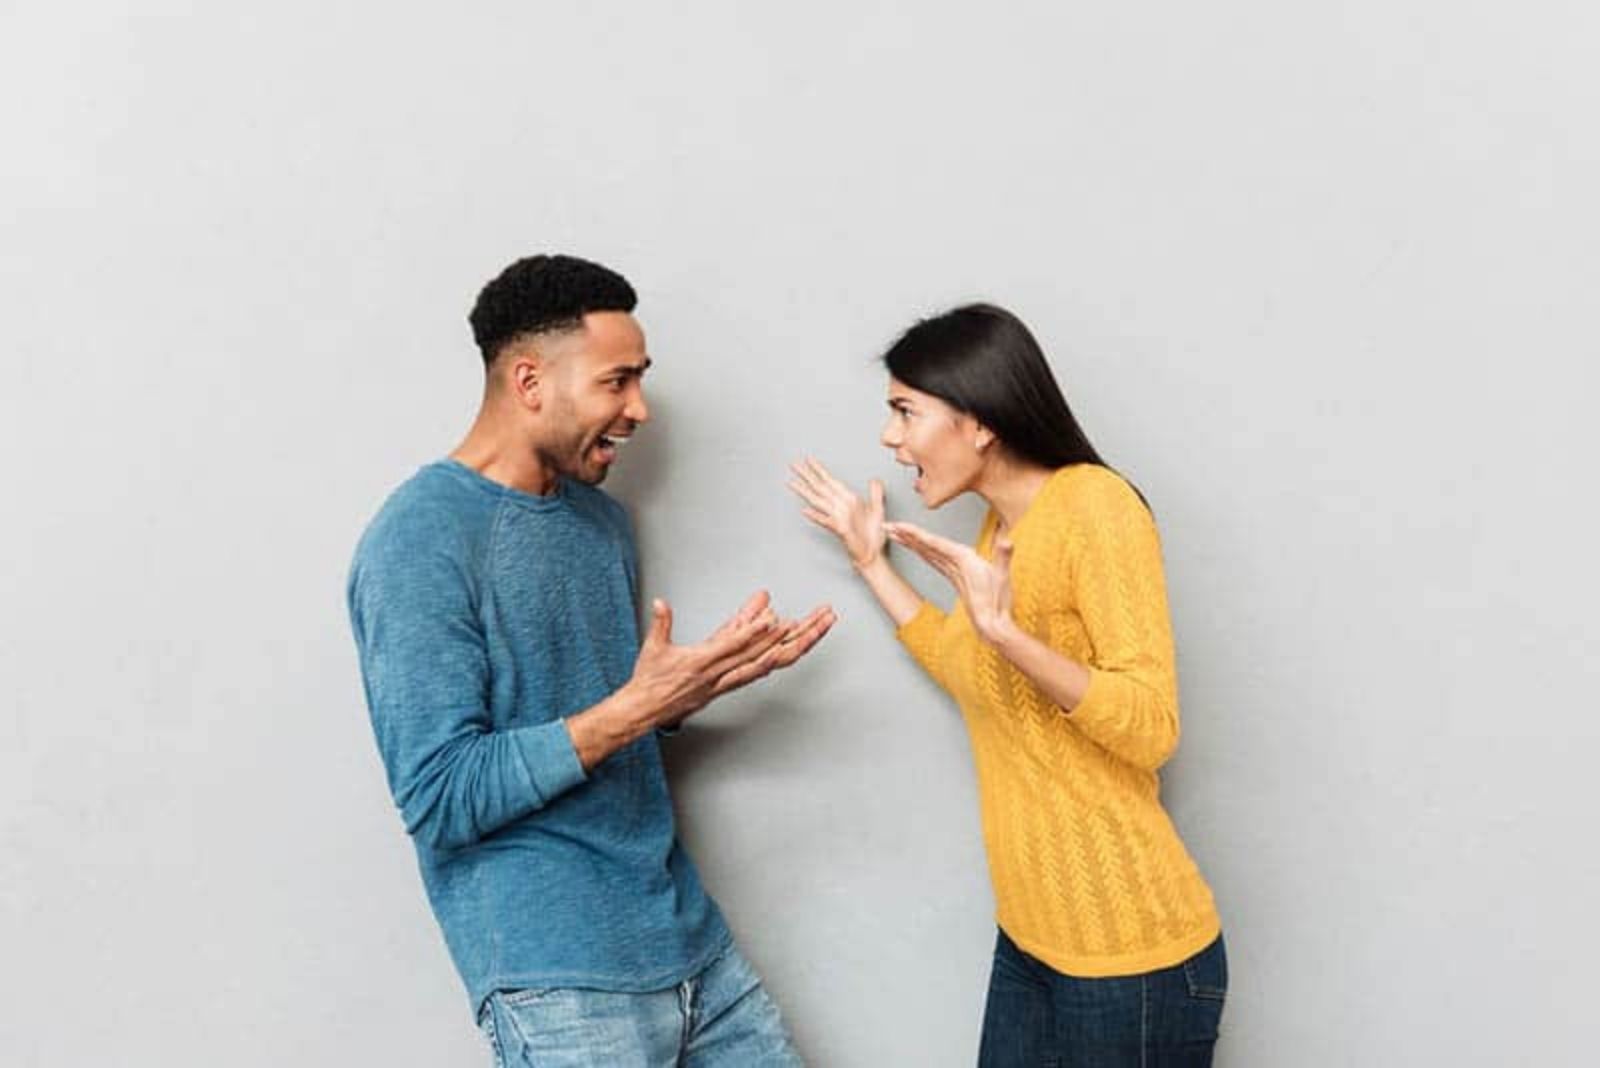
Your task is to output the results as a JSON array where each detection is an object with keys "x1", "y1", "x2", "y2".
[{"x1": 896, "y1": 464, "x2": 1220, "y2": 977}]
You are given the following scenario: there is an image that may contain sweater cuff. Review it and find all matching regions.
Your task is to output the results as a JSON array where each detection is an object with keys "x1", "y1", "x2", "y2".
[
  {"x1": 512, "y1": 720, "x2": 589, "y2": 804},
  {"x1": 894, "y1": 600, "x2": 944, "y2": 644},
  {"x1": 895, "y1": 601, "x2": 948, "y2": 684},
  {"x1": 1068, "y1": 665, "x2": 1112, "y2": 724}
]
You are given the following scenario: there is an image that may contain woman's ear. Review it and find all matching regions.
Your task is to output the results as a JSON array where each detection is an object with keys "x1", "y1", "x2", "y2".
[{"x1": 974, "y1": 423, "x2": 996, "y2": 452}]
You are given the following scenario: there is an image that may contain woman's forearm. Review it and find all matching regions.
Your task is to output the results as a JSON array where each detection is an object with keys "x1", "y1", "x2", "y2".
[
  {"x1": 989, "y1": 617, "x2": 1092, "y2": 712},
  {"x1": 855, "y1": 554, "x2": 925, "y2": 627}
]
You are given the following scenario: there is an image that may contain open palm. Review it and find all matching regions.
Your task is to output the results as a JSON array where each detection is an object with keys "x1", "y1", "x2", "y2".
[
  {"x1": 788, "y1": 457, "x2": 887, "y2": 569},
  {"x1": 886, "y1": 521, "x2": 1017, "y2": 645}
]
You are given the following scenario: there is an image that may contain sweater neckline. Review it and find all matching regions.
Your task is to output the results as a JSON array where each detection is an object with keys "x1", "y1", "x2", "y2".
[
  {"x1": 978, "y1": 463, "x2": 1095, "y2": 557},
  {"x1": 436, "y1": 458, "x2": 573, "y2": 511}
]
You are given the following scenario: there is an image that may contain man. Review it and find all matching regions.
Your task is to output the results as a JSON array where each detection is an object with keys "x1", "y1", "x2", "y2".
[{"x1": 347, "y1": 254, "x2": 832, "y2": 1066}]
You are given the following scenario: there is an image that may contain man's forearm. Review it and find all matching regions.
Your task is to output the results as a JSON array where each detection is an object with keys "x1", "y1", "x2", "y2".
[{"x1": 564, "y1": 685, "x2": 660, "y2": 771}]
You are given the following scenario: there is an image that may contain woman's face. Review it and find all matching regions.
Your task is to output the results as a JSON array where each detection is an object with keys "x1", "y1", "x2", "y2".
[{"x1": 880, "y1": 376, "x2": 989, "y2": 508}]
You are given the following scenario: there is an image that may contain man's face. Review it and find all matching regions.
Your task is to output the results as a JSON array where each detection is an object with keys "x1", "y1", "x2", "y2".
[{"x1": 537, "y1": 311, "x2": 652, "y2": 485}]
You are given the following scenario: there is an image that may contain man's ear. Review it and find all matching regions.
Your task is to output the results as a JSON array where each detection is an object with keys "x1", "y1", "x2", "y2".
[{"x1": 506, "y1": 349, "x2": 544, "y2": 411}]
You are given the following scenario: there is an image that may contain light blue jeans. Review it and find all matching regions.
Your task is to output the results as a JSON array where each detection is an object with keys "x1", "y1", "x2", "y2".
[{"x1": 477, "y1": 942, "x2": 803, "y2": 1067}]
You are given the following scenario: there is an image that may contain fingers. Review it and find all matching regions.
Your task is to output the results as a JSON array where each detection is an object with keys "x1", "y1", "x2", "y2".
[
  {"x1": 732, "y1": 589, "x2": 772, "y2": 626},
  {"x1": 787, "y1": 458, "x2": 830, "y2": 500},
  {"x1": 885, "y1": 522, "x2": 944, "y2": 564},
  {"x1": 868, "y1": 478, "x2": 885, "y2": 518},
  {"x1": 886, "y1": 523, "x2": 963, "y2": 585},
  {"x1": 887, "y1": 521, "x2": 959, "y2": 556},
  {"x1": 771, "y1": 605, "x2": 836, "y2": 665},
  {"x1": 756, "y1": 605, "x2": 835, "y2": 670},
  {"x1": 789, "y1": 457, "x2": 855, "y2": 509},
  {"x1": 700, "y1": 594, "x2": 781, "y2": 661},
  {"x1": 711, "y1": 656, "x2": 768, "y2": 695},
  {"x1": 795, "y1": 456, "x2": 837, "y2": 492},
  {"x1": 703, "y1": 591, "x2": 772, "y2": 653},
  {"x1": 702, "y1": 611, "x2": 787, "y2": 679},
  {"x1": 712, "y1": 605, "x2": 836, "y2": 694},
  {"x1": 888, "y1": 522, "x2": 965, "y2": 565},
  {"x1": 786, "y1": 474, "x2": 831, "y2": 514},
  {"x1": 799, "y1": 507, "x2": 833, "y2": 530},
  {"x1": 645, "y1": 598, "x2": 672, "y2": 648}
]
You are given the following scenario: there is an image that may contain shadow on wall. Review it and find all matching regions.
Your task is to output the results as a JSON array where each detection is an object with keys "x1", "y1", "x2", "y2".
[
  {"x1": 603, "y1": 391, "x2": 675, "y2": 517},
  {"x1": 659, "y1": 696, "x2": 819, "y2": 787},
  {"x1": 603, "y1": 390, "x2": 676, "y2": 617}
]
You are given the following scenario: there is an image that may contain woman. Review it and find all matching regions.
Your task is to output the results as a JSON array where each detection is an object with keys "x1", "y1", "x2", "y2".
[{"x1": 789, "y1": 304, "x2": 1226, "y2": 1066}]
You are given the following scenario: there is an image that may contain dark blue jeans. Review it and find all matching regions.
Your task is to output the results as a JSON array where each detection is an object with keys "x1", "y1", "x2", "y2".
[{"x1": 977, "y1": 929, "x2": 1228, "y2": 1067}]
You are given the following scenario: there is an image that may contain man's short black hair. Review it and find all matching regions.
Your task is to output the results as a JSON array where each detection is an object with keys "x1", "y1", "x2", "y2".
[{"x1": 468, "y1": 254, "x2": 638, "y2": 365}]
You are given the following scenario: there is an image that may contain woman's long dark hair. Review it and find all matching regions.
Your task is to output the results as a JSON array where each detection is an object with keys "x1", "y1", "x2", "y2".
[
  {"x1": 883, "y1": 302, "x2": 1148, "y2": 508},
  {"x1": 882, "y1": 302, "x2": 1110, "y2": 467}
]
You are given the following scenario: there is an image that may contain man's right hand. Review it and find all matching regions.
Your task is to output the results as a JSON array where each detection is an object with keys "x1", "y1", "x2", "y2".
[
  {"x1": 566, "y1": 591, "x2": 830, "y2": 770},
  {"x1": 628, "y1": 593, "x2": 787, "y2": 725}
]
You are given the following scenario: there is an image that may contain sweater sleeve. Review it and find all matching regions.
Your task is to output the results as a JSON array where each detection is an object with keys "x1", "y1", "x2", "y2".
[
  {"x1": 895, "y1": 600, "x2": 950, "y2": 690},
  {"x1": 348, "y1": 536, "x2": 587, "y2": 853},
  {"x1": 1061, "y1": 472, "x2": 1182, "y2": 771}
]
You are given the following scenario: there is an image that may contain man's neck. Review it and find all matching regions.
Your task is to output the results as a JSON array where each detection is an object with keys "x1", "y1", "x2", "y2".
[{"x1": 450, "y1": 414, "x2": 560, "y2": 497}]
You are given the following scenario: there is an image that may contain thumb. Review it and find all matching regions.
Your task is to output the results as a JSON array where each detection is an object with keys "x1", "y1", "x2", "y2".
[
  {"x1": 646, "y1": 598, "x2": 673, "y2": 647},
  {"x1": 869, "y1": 478, "x2": 885, "y2": 516},
  {"x1": 994, "y1": 537, "x2": 1015, "y2": 569}
]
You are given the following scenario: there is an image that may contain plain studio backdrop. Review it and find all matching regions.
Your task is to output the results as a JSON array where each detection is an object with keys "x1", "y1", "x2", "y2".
[{"x1": 3, "y1": 4, "x2": 1596, "y2": 1065}]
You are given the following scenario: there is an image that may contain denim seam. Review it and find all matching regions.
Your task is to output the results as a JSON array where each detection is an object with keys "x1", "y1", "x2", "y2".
[
  {"x1": 678, "y1": 978, "x2": 695, "y2": 1055},
  {"x1": 501, "y1": 986, "x2": 556, "y2": 1008},
  {"x1": 1140, "y1": 973, "x2": 1150, "y2": 1068},
  {"x1": 1182, "y1": 957, "x2": 1227, "y2": 1002},
  {"x1": 491, "y1": 993, "x2": 537, "y2": 1064},
  {"x1": 478, "y1": 1000, "x2": 502, "y2": 1068}
]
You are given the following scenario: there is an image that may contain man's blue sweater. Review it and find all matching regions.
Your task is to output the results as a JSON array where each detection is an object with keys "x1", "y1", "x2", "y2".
[{"x1": 347, "y1": 459, "x2": 728, "y2": 1011}]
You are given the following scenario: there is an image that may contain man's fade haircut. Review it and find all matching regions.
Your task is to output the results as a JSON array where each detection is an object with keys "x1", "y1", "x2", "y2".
[{"x1": 468, "y1": 254, "x2": 638, "y2": 366}]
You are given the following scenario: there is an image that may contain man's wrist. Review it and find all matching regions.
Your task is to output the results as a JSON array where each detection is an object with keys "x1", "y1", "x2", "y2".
[{"x1": 567, "y1": 686, "x2": 658, "y2": 770}]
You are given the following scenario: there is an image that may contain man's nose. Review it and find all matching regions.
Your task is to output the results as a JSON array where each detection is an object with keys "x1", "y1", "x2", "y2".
[{"x1": 626, "y1": 386, "x2": 650, "y2": 425}]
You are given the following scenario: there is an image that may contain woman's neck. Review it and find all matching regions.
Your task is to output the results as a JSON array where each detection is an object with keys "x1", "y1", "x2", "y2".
[{"x1": 976, "y1": 456, "x2": 1056, "y2": 535}]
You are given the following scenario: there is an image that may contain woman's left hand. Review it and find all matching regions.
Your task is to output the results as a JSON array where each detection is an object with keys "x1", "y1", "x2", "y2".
[{"x1": 886, "y1": 522, "x2": 1018, "y2": 647}]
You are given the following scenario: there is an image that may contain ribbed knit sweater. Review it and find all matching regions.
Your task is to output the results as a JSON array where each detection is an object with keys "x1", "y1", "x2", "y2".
[{"x1": 896, "y1": 463, "x2": 1220, "y2": 977}]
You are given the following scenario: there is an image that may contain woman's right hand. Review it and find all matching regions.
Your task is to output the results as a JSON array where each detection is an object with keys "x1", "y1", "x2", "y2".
[{"x1": 788, "y1": 457, "x2": 886, "y2": 569}]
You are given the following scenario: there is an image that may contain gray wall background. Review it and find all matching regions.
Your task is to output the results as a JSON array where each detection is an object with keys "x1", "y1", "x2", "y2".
[{"x1": 4, "y1": 3, "x2": 1597, "y2": 1065}]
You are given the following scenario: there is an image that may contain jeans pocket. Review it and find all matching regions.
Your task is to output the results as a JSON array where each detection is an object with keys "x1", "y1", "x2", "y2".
[{"x1": 1181, "y1": 935, "x2": 1228, "y2": 1002}]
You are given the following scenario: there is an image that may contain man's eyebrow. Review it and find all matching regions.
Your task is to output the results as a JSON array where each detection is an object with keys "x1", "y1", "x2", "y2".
[{"x1": 600, "y1": 357, "x2": 653, "y2": 377}]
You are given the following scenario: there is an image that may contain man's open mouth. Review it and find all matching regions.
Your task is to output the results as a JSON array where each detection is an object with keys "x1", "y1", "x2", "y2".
[{"x1": 594, "y1": 433, "x2": 631, "y2": 462}]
